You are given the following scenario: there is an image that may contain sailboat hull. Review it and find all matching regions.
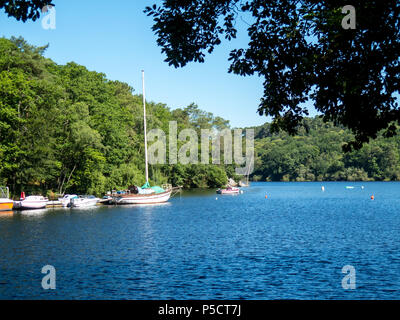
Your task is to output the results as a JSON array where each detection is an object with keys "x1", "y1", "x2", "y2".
[{"x1": 113, "y1": 190, "x2": 172, "y2": 205}]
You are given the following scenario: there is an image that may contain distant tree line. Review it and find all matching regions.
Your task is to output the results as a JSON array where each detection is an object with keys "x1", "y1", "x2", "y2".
[{"x1": 251, "y1": 117, "x2": 400, "y2": 182}]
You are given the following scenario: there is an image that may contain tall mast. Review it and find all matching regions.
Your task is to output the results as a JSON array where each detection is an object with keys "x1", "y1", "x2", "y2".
[{"x1": 142, "y1": 70, "x2": 149, "y2": 184}]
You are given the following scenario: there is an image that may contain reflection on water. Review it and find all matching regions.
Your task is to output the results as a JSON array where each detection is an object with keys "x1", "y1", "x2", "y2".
[
  {"x1": 0, "y1": 211, "x2": 15, "y2": 219},
  {"x1": 19, "y1": 209, "x2": 49, "y2": 216},
  {"x1": 68, "y1": 206, "x2": 104, "y2": 211},
  {"x1": 131, "y1": 202, "x2": 172, "y2": 208}
]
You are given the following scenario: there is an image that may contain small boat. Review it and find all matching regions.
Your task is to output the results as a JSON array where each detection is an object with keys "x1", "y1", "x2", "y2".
[
  {"x1": 216, "y1": 186, "x2": 240, "y2": 194},
  {"x1": 58, "y1": 194, "x2": 78, "y2": 207},
  {"x1": 69, "y1": 195, "x2": 100, "y2": 208},
  {"x1": 14, "y1": 195, "x2": 48, "y2": 210},
  {"x1": 0, "y1": 187, "x2": 13, "y2": 212}
]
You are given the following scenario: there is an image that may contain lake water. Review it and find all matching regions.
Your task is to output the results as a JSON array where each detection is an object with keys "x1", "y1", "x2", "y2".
[{"x1": 1, "y1": 181, "x2": 400, "y2": 299}]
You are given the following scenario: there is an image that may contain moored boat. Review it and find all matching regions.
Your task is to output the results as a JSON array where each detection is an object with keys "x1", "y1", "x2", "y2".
[
  {"x1": 112, "y1": 186, "x2": 172, "y2": 205},
  {"x1": 58, "y1": 194, "x2": 78, "y2": 207},
  {"x1": 0, "y1": 187, "x2": 13, "y2": 212},
  {"x1": 13, "y1": 195, "x2": 48, "y2": 210},
  {"x1": 69, "y1": 195, "x2": 100, "y2": 208},
  {"x1": 112, "y1": 71, "x2": 174, "y2": 206},
  {"x1": 216, "y1": 186, "x2": 240, "y2": 194}
]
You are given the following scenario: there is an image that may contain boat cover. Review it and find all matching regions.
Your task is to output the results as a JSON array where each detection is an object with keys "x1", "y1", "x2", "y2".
[
  {"x1": 140, "y1": 182, "x2": 165, "y2": 194},
  {"x1": 137, "y1": 187, "x2": 155, "y2": 194},
  {"x1": 141, "y1": 182, "x2": 151, "y2": 189},
  {"x1": 150, "y1": 186, "x2": 165, "y2": 194}
]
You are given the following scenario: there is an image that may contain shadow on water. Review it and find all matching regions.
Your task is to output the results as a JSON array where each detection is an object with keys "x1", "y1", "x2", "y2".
[{"x1": 179, "y1": 188, "x2": 217, "y2": 197}]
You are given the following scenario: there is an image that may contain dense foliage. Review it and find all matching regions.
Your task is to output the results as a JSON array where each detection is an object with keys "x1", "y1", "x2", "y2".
[
  {"x1": 2, "y1": 36, "x2": 400, "y2": 199},
  {"x1": 0, "y1": 37, "x2": 230, "y2": 197},
  {"x1": 252, "y1": 117, "x2": 400, "y2": 182},
  {"x1": 0, "y1": 0, "x2": 53, "y2": 22},
  {"x1": 145, "y1": 1, "x2": 400, "y2": 150}
]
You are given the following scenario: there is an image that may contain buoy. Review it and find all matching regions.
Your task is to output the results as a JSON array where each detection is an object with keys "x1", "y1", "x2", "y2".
[
  {"x1": 265, "y1": 194, "x2": 268, "y2": 199},
  {"x1": 371, "y1": 195, "x2": 374, "y2": 200},
  {"x1": 216, "y1": 197, "x2": 218, "y2": 200},
  {"x1": 321, "y1": 186, "x2": 325, "y2": 192},
  {"x1": 361, "y1": 186, "x2": 364, "y2": 189}
]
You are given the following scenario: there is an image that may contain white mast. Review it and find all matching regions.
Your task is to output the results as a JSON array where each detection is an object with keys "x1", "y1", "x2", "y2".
[{"x1": 142, "y1": 70, "x2": 149, "y2": 184}]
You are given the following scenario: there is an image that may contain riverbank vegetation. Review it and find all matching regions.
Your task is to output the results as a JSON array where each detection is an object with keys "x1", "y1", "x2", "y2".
[
  {"x1": 0, "y1": 37, "x2": 230, "y2": 196},
  {"x1": 1, "y1": 37, "x2": 400, "y2": 198}
]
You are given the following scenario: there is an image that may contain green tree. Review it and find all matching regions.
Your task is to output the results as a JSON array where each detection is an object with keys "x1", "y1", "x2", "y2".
[
  {"x1": 0, "y1": 37, "x2": 233, "y2": 194},
  {"x1": 0, "y1": 0, "x2": 53, "y2": 22},
  {"x1": 146, "y1": 1, "x2": 400, "y2": 150}
]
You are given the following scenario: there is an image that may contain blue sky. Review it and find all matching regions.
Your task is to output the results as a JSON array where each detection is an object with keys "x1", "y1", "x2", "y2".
[{"x1": 0, "y1": 0, "x2": 308, "y2": 128}]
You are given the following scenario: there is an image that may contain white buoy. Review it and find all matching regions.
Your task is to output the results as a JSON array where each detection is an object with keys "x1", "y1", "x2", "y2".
[
  {"x1": 216, "y1": 197, "x2": 218, "y2": 200},
  {"x1": 321, "y1": 186, "x2": 325, "y2": 192}
]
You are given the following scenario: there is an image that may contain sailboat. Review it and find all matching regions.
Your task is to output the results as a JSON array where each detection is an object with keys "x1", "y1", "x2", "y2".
[{"x1": 112, "y1": 71, "x2": 172, "y2": 205}]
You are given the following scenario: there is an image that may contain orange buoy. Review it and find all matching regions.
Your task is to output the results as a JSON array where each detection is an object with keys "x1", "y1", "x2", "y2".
[
  {"x1": 265, "y1": 194, "x2": 268, "y2": 199},
  {"x1": 371, "y1": 195, "x2": 374, "y2": 200}
]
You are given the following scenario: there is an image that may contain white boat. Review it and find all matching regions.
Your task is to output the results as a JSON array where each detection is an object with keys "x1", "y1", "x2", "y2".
[
  {"x1": 58, "y1": 194, "x2": 78, "y2": 207},
  {"x1": 14, "y1": 195, "x2": 48, "y2": 210},
  {"x1": 70, "y1": 195, "x2": 100, "y2": 208},
  {"x1": 216, "y1": 186, "x2": 240, "y2": 194}
]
